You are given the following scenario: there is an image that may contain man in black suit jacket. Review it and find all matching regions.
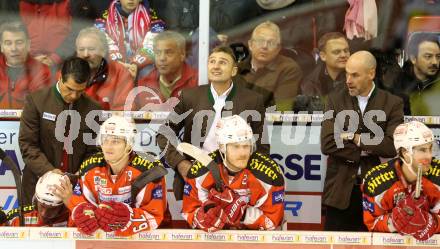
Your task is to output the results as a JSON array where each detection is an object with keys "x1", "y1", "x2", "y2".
[{"x1": 157, "y1": 46, "x2": 268, "y2": 200}]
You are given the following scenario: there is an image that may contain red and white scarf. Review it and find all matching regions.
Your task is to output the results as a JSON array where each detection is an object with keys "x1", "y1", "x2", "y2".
[{"x1": 106, "y1": 0, "x2": 151, "y2": 58}]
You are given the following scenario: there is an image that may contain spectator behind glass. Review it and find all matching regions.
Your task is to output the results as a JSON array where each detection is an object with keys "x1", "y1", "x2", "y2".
[
  {"x1": 95, "y1": 0, "x2": 166, "y2": 79},
  {"x1": 392, "y1": 33, "x2": 440, "y2": 115},
  {"x1": 298, "y1": 32, "x2": 349, "y2": 112},
  {"x1": 75, "y1": 27, "x2": 134, "y2": 110},
  {"x1": 136, "y1": 30, "x2": 198, "y2": 111},
  {"x1": 237, "y1": 21, "x2": 303, "y2": 111},
  {"x1": 19, "y1": 57, "x2": 101, "y2": 206},
  {"x1": 0, "y1": 21, "x2": 51, "y2": 109},
  {"x1": 19, "y1": 0, "x2": 71, "y2": 67}
]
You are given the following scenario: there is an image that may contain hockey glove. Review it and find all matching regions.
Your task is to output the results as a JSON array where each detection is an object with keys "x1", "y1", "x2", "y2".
[
  {"x1": 209, "y1": 187, "x2": 247, "y2": 226},
  {"x1": 194, "y1": 200, "x2": 227, "y2": 232},
  {"x1": 72, "y1": 202, "x2": 99, "y2": 235},
  {"x1": 96, "y1": 201, "x2": 131, "y2": 232},
  {"x1": 391, "y1": 194, "x2": 430, "y2": 235},
  {"x1": 413, "y1": 211, "x2": 438, "y2": 241}
]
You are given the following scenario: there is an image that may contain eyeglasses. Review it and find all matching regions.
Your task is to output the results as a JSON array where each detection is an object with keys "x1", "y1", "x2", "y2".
[{"x1": 251, "y1": 39, "x2": 279, "y2": 49}]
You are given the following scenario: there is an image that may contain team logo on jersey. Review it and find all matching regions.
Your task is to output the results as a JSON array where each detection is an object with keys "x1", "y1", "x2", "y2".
[
  {"x1": 362, "y1": 198, "x2": 375, "y2": 213},
  {"x1": 183, "y1": 183, "x2": 192, "y2": 196},
  {"x1": 152, "y1": 186, "x2": 163, "y2": 199},
  {"x1": 272, "y1": 190, "x2": 284, "y2": 205},
  {"x1": 73, "y1": 182, "x2": 82, "y2": 196}
]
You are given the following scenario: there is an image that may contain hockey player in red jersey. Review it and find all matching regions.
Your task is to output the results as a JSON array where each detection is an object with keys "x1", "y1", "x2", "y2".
[
  {"x1": 362, "y1": 121, "x2": 440, "y2": 240},
  {"x1": 55, "y1": 115, "x2": 167, "y2": 236},
  {"x1": 182, "y1": 115, "x2": 285, "y2": 232},
  {"x1": 7, "y1": 171, "x2": 71, "y2": 227}
]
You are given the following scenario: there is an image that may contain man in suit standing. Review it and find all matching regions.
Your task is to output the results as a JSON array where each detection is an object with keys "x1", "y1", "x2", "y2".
[
  {"x1": 320, "y1": 51, "x2": 404, "y2": 231},
  {"x1": 19, "y1": 57, "x2": 101, "y2": 205},
  {"x1": 157, "y1": 46, "x2": 267, "y2": 201}
]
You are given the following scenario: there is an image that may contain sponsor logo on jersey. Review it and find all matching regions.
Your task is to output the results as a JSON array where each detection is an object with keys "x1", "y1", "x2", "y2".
[
  {"x1": 100, "y1": 179, "x2": 107, "y2": 186},
  {"x1": 99, "y1": 187, "x2": 112, "y2": 195},
  {"x1": 73, "y1": 182, "x2": 82, "y2": 196},
  {"x1": 362, "y1": 198, "x2": 375, "y2": 213},
  {"x1": 183, "y1": 183, "x2": 192, "y2": 196},
  {"x1": 152, "y1": 186, "x2": 163, "y2": 199},
  {"x1": 94, "y1": 176, "x2": 100, "y2": 184},
  {"x1": 272, "y1": 190, "x2": 284, "y2": 205},
  {"x1": 118, "y1": 186, "x2": 131, "y2": 194}
]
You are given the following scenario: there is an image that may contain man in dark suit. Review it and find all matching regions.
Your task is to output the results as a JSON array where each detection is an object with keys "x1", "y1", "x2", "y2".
[
  {"x1": 19, "y1": 57, "x2": 101, "y2": 205},
  {"x1": 320, "y1": 51, "x2": 404, "y2": 231},
  {"x1": 157, "y1": 46, "x2": 268, "y2": 200}
]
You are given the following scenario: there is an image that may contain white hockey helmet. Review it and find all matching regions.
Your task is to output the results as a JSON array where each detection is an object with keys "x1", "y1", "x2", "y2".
[
  {"x1": 215, "y1": 115, "x2": 254, "y2": 153},
  {"x1": 98, "y1": 116, "x2": 137, "y2": 147},
  {"x1": 35, "y1": 172, "x2": 64, "y2": 206},
  {"x1": 393, "y1": 121, "x2": 434, "y2": 154}
]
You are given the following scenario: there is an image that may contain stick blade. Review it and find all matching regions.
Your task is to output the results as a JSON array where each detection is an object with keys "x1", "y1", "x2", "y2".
[{"x1": 176, "y1": 142, "x2": 212, "y2": 165}]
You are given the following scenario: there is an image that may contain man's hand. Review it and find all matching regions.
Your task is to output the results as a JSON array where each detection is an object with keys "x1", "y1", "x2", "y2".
[
  {"x1": 391, "y1": 195, "x2": 430, "y2": 235},
  {"x1": 51, "y1": 175, "x2": 72, "y2": 206},
  {"x1": 194, "y1": 200, "x2": 227, "y2": 232},
  {"x1": 34, "y1": 54, "x2": 54, "y2": 66},
  {"x1": 96, "y1": 201, "x2": 131, "y2": 232},
  {"x1": 177, "y1": 160, "x2": 192, "y2": 178},
  {"x1": 118, "y1": 61, "x2": 138, "y2": 78},
  {"x1": 72, "y1": 203, "x2": 99, "y2": 235},
  {"x1": 209, "y1": 188, "x2": 247, "y2": 226}
]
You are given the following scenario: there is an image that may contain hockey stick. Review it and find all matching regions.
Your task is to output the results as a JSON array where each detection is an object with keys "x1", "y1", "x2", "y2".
[
  {"x1": 0, "y1": 148, "x2": 24, "y2": 226},
  {"x1": 176, "y1": 142, "x2": 225, "y2": 192},
  {"x1": 414, "y1": 164, "x2": 422, "y2": 199}
]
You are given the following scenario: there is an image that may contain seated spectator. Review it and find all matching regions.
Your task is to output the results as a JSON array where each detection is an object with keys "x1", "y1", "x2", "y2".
[
  {"x1": 182, "y1": 115, "x2": 284, "y2": 232},
  {"x1": 58, "y1": 116, "x2": 167, "y2": 236},
  {"x1": 6, "y1": 172, "x2": 72, "y2": 227},
  {"x1": 0, "y1": 21, "x2": 50, "y2": 109},
  {"x1": 362, "y1": 121, "x2": 440, "y2": 241},
  {"x1": 136, "y1": 30, "x2": 198, "y2": 111},
  {"x1": 237, "y1": 21, "x2": 302, "y2": 111},
  {"x1": 96, "y1": 0, "x2": 165, "y2": 78},
  {"x1": 76, "y1": 27, "x2": 134, "y2": 110},
  {"x1": 393, "y1": 33, "x2": 440, "y2": 115},
  {"x1": 19, "y1": 0, "x2": 71, "y2": 67},
  {"x1": 299, "y1": 32, "x2": 349, "y2": 111}
]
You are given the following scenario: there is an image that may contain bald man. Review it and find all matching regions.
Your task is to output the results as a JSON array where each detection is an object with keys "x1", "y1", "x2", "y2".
[{"x1": 320, "y1": 51, "x2": 404, "y2": 231}]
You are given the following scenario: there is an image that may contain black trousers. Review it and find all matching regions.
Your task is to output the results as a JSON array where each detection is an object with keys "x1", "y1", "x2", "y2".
[{"x1": 324, "y1": 183, "x2": 368, "y2": 231}]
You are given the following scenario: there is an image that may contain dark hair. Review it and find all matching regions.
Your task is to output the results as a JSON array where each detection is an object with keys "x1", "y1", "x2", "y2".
[
  {"x1": 210, "y1": 45, "x2": 237, "y2": 64},
  {"x1": 0, "y1": 21, "x2": 29, "y2": 41},
  {"x1": 317, "y1": 32, "x2": 347, "y2": 52},
  {"x1": 407, "y1": 33, "x2": 440, "y2": 58},
  {"x1": 61, "y1": 57, "x2": 91, "y2": 84}
]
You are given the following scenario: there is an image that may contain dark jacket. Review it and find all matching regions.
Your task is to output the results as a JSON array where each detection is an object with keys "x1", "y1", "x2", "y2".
[
  {"x1": 19, "y1": 85, "x2": 101, "y2": 205},
  {"x1": 320, "y1": 85, "x2": 404, "y2": 209},
  {"x1": 157, "y1": 82, "x2": 268, "y2": 200}
]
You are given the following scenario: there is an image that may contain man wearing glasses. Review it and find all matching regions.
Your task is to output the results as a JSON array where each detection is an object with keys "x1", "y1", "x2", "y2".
[
  {"x1": 19, "y1": 57, "x2": 101, "y2": 205},
  {"x1": 237, "y1": 21, "x2": 303, "y2": 111}
]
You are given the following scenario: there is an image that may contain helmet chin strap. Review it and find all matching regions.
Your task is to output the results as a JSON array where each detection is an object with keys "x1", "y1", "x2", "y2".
[
  {"x1": 400, "y1": 153, "x2": 418, "y2": 178},
  {"x1": 107, "y1": 144, "x2": 132, "y2": 172},
  {"x1": 219, "y1": 148, "x2": 241, "y2": 173}
]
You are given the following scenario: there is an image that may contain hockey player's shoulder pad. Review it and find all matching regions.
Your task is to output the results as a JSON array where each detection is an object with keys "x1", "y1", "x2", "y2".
[
  {"x1": 130, "y1": 153, "x2": 165, "y2": 174},
  {"x1": 6, "y1": 205, "x2": 35, "y2": 221},
  {"x1": 363, "y1": 159, "x2": 398, "y2": 197},
  {"x1": 186, "y1": 152, "x2": 218, "y2": 179},
  {"x1": 247, "y1": 152, "x2": 284, "y2": 186},
  {"x1": 425, "y1": 158, "x2": 440, "y2": 186},
  {"x1": 79, "y1": 152, "x2": 106, "y2": 176}
]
